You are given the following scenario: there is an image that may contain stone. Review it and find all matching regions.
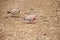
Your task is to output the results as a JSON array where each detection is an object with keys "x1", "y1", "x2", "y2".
[{"x1": 31, "y1": 8, "x2": 33, "y2": 10}]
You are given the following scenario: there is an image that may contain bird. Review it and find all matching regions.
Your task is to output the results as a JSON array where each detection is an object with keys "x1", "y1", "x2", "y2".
[
  {"x1": 7, "y1": 8, "x2": 20, "y2": 14},
  {"x1": 7, "y1": 8, "x2": 20, "y2": 17},
  {"x1": 24, "y1": 15, "x2": 36, "y2": 23}
]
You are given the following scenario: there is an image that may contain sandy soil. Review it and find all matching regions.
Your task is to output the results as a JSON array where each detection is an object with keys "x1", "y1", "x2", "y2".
[{"x1": 0, "y1": 0, "x2": 60, "y2": 40}]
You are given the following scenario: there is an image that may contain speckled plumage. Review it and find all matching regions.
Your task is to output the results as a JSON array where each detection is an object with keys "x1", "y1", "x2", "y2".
[{"x1": 7, "y1": 8, "x2": 20, "y2": 14}]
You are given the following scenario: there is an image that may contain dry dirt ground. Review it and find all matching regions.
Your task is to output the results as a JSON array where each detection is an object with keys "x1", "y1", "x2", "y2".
[{"x1": 0, "y1": 0, "x2": 60, "y2": 40}]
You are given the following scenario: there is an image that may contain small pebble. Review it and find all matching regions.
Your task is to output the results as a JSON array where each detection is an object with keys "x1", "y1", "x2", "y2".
[
  {"x1": 43, "y1": 33, "x2": 46, "y2": 36},
  {"x1": 28, "y1": 29, "x2": 32, "y2": 32},
  {"x1": 56, "y1": 9, "x2": 58, "y2": 12},
  {"x1": 55, "y1": 18, "x2": 58, "y2": 21},
  {"x1": 31, "y1": 8, "x2": 33, "y2": 10},
  {"x1": 7, "y1": 11, "x2": 11, "y2": 14},
  {"x1": 13, "y1": 33, "x2": 17, "y2": 36}
]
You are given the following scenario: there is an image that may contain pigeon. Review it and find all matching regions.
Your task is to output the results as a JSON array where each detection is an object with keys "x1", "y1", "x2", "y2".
[
  {"x1": 7, "y1": 8, "x2": 20, "y2": 17},
  {"x1": 24, "y1": 15, "x2": 36, "y2": 23},
  {"x1": 7, "y1": 8, "x2": 20, "y2": 14}
]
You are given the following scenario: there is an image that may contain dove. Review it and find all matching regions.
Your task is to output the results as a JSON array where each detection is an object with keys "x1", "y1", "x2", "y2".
[
  {"x1": 7, "y1": 8, "x2": 20, "y2": 17},
  {"x1": 24, "y1": 15, "x2": 36, "y2": 23},
  {"x1": 7, "y1": 8, "x2": 20, "y2": 14}
]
